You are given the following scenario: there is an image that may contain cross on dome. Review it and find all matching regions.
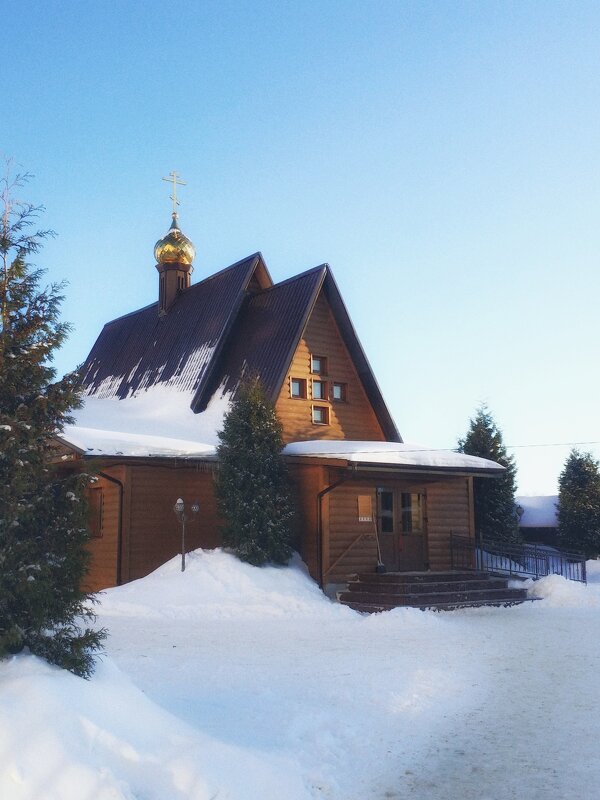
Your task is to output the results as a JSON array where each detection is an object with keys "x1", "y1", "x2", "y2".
[{"x1": 162, "y1": 171, "x2": 187, "y2": 217}]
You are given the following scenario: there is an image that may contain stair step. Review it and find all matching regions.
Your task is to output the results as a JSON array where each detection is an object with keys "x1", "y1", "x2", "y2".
[
  {"x1": 353, "y1": 571, "x2": 489, "y2": 584},
  {"x1": 347, "y1": 578, "x2": 508, "y2": 594},
  {"x1": 338, "y1": 588, "x2": 529, "y2": 606},
  {"x1": 341, "y1": 597, "x2": 540, "y2": 613}
]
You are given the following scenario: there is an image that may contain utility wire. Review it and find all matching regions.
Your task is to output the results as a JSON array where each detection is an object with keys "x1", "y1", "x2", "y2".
[
  {"x1": 506, "y1": 441, "x2": 600, "y2": 450},
  {"x1": 301, "y1": 441, "x2": 600, "y2": 456}
]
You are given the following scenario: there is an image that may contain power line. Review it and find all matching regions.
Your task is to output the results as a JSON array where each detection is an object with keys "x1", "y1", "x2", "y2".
[
  {"x1": 506, "y1": 441, "x2": 600, "y2": 450},
  {"x1": 297, "y1": 441, "x2": 600, "y2": 457}
]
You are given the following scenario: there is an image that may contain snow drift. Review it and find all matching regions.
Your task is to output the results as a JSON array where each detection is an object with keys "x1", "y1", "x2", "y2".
[{"x1": 2, "y1": 549, "x2": 600, "y2": 800}]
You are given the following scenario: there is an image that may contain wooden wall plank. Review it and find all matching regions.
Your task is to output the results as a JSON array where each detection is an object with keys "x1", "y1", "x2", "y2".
[
  {"x1": 83, "y1": 465, "x2": 127, "y2": 592},
  {"x1": 127, "y1": 465, "x2": 221, "y2": 582},
  {"x1": 288, "y1": 463, "x2": 328, "y2": 581},
  {"x1": 426, "y1": 478, "x2": 472, "y2": 571},
  {"x1": 275, "y1": 293, "x2": 386, "y2": 443}
]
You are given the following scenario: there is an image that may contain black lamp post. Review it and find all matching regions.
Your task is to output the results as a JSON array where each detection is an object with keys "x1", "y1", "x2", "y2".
[{"x1": 173, "y1": 498, "x2": 200, "y2": 572}]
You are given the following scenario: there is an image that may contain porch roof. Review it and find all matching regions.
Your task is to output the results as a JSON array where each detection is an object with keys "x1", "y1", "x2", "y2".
[
  {"x1": 54, "y1": 430, "x2": 503, "y2": 476},
  {"x1": 56, "y1": 425, "x2": 217, "y2": 460},
  {"x1": 283, "y1": 440, "x2": 504, "y2": 476}
]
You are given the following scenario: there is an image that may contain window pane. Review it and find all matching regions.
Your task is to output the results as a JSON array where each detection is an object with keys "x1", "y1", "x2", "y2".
[
  {"x1": 312, "y1": 406, "x2": 328, "y2": 424},
  {"x1": 291, "y1": 378, "x2": 306, "y2": 398},
  {"x1": 332, "y1": 382, "x2": 347, "y2": 401},
  {"x1": 380, "y1": 490, "x2": 393, "y2": 513},
  {"x1": 378, "y1": 490, "x2": 394, "y2": 533},
  {"x1": 381, "y1": 516, "x2": 394, "y2": 533},
  {"x1": 313, "y1": 380, "x2": 326, "y2": 399},
  {"x1": 311, "y1": 355, "x2": 327, "y2": 374}
]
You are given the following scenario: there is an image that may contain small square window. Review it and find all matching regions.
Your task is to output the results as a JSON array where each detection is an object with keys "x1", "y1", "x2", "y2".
[
  {"x1": 332, "y1": 382, "x2": 347, "y2": 402},
  {"x1": 312, "y1": 380, "x2": 327, "y2": 400},
  {"x1": 311, "y1": 355, "x2": 328, "y2": 375},
  {"x1": 291, "y1": 378, "x2": 307, "y2": 399},
  {"x1": 312, "y1": 406, "x2": 329, "y2": 425}
]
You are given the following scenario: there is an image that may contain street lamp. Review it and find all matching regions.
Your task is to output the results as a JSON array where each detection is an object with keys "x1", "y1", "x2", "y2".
[{"x1": 173, "y1": 498, "x2": 200, "y2": 572}]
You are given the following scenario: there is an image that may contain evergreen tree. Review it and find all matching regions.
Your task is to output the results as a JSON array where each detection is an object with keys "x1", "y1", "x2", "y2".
[
  {"x1": 458, "y1": 405, "x2": 520, "y2": 543},
  {"x1": 215, "y1": 376, "x2": 295, "y2": 566},
  {"x1": 557, "y1": 449, "x2": 600, "y2": 557},
  {"x1": 0, "y1": 165, "x2": 105, "y2": 677}
]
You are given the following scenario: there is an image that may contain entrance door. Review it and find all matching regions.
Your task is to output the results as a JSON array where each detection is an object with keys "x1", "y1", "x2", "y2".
[{"x1": 377, "y1": 488, "x2": 427, "y2": 572}]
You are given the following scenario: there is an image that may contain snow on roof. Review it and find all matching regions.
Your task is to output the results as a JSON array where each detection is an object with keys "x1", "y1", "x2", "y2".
[
  {"x1": 73, "y1": 384, "x2": 230, "y2": 442},
  {"x1": 516, "y1": 495, "x2": 558, "y2": 527},
  {"x1": 62, "y1": 394, "x2": 502, "y2": 473},
  {"x1": 59, "y1": 425, "x2": 217, "y2": 458},
  {"x1": 57, "y1": 384, "x2": 232, "y2": 457},
  {"x1": 283, "y1": 440, "x2": 504, "y2": 472}
]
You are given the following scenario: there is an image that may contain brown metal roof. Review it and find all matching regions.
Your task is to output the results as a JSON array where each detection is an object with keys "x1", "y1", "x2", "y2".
[
  {"x1": 81, "y1": 254, "x2": 267, "y2": 399},
  {"x1": 320, "y1": 269, "x2": 401, "y2": 443},
  {"x1": 80, "y1": 252, "x2": 402, "y2": 443},
  {"x1": 195, "y1": 266, "x2": 326, "y2": 408},
  {"x1": 196, "y1": 265, "x2": 402, "y2": 442}
]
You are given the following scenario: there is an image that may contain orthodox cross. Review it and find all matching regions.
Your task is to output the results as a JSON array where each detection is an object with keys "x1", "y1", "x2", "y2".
[{"x1": 162, "y1": 171, "x2": 187, "y2": 215}]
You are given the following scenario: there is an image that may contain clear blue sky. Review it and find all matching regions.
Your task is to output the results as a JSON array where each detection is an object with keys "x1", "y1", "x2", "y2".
[{"x1": 3, "y1": 0, "x2": 600, "y2": 494}]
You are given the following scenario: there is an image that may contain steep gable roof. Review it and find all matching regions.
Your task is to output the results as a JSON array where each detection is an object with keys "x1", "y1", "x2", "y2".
[
  {"x1": 197, "y1": 265, "x2": 402, "y2": 442},
  {"x1": 319, "y1": 269, "x2": 401, "y2": 443},
  {"x1": 81, "y1": 254, "x2": 270, "y2": 399},
  {"x1": 195, "y1": 266, "x2": 326, "y2": 409},
  {"x1": 80, "y1": 253, "x2": 401, "y2": 443}
]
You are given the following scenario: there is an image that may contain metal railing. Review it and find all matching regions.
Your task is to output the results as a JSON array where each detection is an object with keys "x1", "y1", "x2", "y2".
[{"x1": 450, "y1": 534, "x2": 587, "y2": 584}]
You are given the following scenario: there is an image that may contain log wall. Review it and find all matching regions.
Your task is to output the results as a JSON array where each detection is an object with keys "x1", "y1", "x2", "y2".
[
  {"x1": 83, "y1": 465, "x2": 125, "y2": 592},
  {"x1": 275, "y1": 293, "x2": 386, "y2": 443},
  {"x1": 325, "y1": 480, "x2": 380, "y2": 584},
  {"x1": 426, "y1": 477, "x2": 473, "y2": 571},
  {"x1": 288, "y1": 463, "x2": 329, "y2": 581},
  {"x1": 126, "y1": 464, "x2": 221, "y2": 582},
  {"x1": 320, "y1": 475, "x2": 475, "y2": 583}
]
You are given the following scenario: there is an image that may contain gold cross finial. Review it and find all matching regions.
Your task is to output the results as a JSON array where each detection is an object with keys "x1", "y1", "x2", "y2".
[{"x1": 162, "y1": 171, "x2": 187, "y2": 216}]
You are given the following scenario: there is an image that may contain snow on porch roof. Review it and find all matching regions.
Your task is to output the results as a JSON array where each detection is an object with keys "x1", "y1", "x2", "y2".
[{"x1": 283, "y1": 440, "x2": 504, "y2": 473}]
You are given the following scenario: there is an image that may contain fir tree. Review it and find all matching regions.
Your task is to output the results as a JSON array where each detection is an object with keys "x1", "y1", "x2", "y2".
[
  {"x1": 458, "y1": 405, "x2": 520, "y2": 543},
  {"x1": 215, "y1": 376, "x2": 295, "y2": 566},
  {"x1": 557, "y1": 449, "x2": 600, "y2": 557},
  {"x1": 0, "y1": 164, "x2": 105, "y2": 677}
]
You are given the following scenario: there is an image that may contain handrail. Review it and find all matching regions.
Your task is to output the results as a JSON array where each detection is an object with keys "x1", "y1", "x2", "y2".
[
  {"x1": 450, "y1": 533, "x2": 587, "y2": 584},
  {"x1": 324, "y1": 531, "x2": 374, "y2": 579}
]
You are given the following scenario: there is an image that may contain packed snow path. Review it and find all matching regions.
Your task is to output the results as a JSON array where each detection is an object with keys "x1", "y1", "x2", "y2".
[
  {"x1": 98, "y1": 553, "x2": 600, "y2": 800},
  {"x1": 2, "y1": 551, "x2": 599, "y2": 799}
]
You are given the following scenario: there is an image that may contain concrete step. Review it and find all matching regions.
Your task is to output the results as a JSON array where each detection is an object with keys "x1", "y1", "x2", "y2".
[
  {"x1": 340, "y1": 597, "x2": 540, "y2": 613},
  {"x1": 338, "y1": 587, "x2": 529, "y2": 606},
  {"x1": 352, "y1": 571, "x2": 490, "y2": 584},
  {"x1": 347, "y1": 578, "x2": 508, "y2": 594}
]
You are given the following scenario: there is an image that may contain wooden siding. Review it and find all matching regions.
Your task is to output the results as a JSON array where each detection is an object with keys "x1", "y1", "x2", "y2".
[
  {"x1": 324, "y1": 475, "x2": 474, "y2": 584},
  {"x1": 84, "y1": 465, "x2": 125, "y2": 592},
  {"x1": 126, "y1": 465, "x2": 221, "y2": 582},
  {"x1": 82, "y1": 255, "x2": 263, "y2": 401},
  {"x1": 288, "y1": 463, "x2": 329, "y2": 581},
  {"x1": 276, "y1": 292, "x2": 387, "y2": 443},
  {"x1": 426, "y1": 478, "x2": 472, "y2": 571},
  {"x1": 326, "y1": 481, "x2": 379, "y2": 584},
  {"x1": 83, "y1": 460, "x2": 476, "y2": 592}
]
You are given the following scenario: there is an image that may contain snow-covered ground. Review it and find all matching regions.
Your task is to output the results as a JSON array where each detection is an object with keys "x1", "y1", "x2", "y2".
[{"x1": 2, "y1": 552, "x2": 600, "y2": 800}]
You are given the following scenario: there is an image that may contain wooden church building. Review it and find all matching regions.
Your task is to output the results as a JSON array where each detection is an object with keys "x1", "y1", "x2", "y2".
[{"x1": 57, "y1": 197, "x2": 503, "y2": 593}]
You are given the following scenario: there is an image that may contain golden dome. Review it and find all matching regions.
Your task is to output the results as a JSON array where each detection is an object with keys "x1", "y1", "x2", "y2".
[{"x1": 154, "y1": 214, "x2": 196, "y2": 266}]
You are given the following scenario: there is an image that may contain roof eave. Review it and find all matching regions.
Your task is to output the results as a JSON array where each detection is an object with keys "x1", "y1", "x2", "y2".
[
  {"x1": 266, "y1": 265, "x2": 328, "y2": 404},
  {"x1": 321, "y1": 269, "x2": 402, "y2": 443},
  {"x1": 190, "y1": 253, "x2": 268, "y2": 412}
]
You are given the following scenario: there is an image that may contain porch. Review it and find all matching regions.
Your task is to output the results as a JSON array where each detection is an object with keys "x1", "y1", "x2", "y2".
[{"x1": 337, "y1": 570, "x2": 532, "y2": 612}]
